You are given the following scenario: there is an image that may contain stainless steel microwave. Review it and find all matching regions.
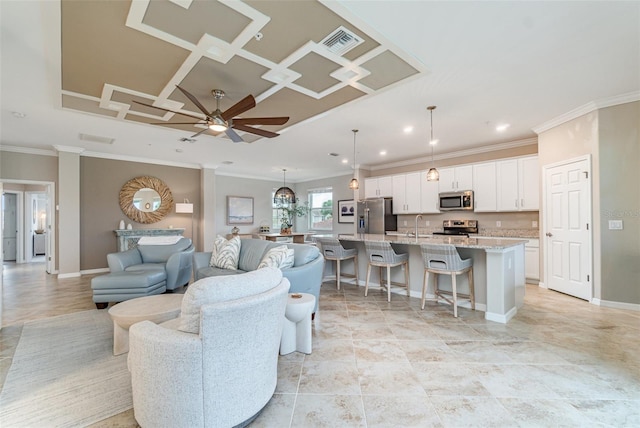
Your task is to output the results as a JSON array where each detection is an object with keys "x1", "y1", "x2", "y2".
[{"x1": 438, "y1": 190, "x2": 474, "y2": 211}]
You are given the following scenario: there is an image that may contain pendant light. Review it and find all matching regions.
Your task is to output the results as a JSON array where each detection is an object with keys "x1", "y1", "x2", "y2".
[
  {"x1": 426, "y1": 105, "x2": 439, "y2": 181},
  {"x1": 349, "y1": 129, "x2": 359, "y2": 190},
  {"x1": 274, "y1": 169, "x2": 296, "y2": 204}
]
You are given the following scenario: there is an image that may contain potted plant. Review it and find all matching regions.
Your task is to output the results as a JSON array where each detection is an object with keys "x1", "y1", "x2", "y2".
[{"x1": 276, "y1": 199, "x2": 309, "y2": 234}]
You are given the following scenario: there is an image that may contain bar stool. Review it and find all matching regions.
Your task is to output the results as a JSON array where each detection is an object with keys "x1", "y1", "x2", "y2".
[
  {"x1": 364, "y1": 241, "x2": 409, "y2": 302},
  {"x1": 420, "y1": 243, "x2": 474, "y2": 317},
  {"x1": 316, "y1": 237, "x2": 358, "y2": 290}
]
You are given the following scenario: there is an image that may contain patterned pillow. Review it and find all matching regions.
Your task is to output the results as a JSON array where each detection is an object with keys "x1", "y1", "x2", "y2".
[
  {"x1": 258, "y1": 245, "x2": 295, "y2": 269},
  {"x1": 208, "y1": 235, "x2": 241, "y2": 270}
]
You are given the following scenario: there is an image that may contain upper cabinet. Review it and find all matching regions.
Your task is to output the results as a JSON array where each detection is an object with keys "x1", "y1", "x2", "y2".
[
  {"x1": 438, "y1": 165, "x2": 473, "y2": 192},
  {"x1": 496, "y1": 156, "x2": 539, "y2": 211},
  {"x1": 472, "y1": 162, "x2": 497, "y2": 212},
  {"x1": 392, "y1": 172, "x2": 422, "y2": 214},
  {"x1": 364, "y1": 176, "x2": 393, "y2": 199},
  {"x1": 420, "y1": 173, "x2": 440, "y2": 213}
]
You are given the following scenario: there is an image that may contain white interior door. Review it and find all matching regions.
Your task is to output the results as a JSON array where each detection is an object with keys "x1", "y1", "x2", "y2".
[{"x1": 544, "y1": 157, "x2": 592, "y2": 300}]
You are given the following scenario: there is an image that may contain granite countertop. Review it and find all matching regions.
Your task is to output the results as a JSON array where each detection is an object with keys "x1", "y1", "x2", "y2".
[{"x1": 338, "y1": 234, "x2": 528, "y2": 250}]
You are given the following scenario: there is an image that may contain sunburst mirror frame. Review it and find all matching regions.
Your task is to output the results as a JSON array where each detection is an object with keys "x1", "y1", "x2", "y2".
[{"x1": 119, "y1": 176, "x2": 174, "y2": 224}]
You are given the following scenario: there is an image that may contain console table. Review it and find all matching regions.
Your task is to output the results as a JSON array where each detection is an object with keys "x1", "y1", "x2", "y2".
[{"x1": 114, "y1": 228, "x2": 185, "y2": 251}]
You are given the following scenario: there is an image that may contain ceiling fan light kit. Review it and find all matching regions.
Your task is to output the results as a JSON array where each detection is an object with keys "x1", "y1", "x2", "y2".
[
  {"x1": 426, "y1": 105, "x2": 439, "y2": 182},
  {"x1": 349, "y1": 129, "x2": 359, "y2": 190}
]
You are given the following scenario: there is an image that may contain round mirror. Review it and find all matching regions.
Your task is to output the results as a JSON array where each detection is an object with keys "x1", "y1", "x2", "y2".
[
  {"x1": 133, "y1": 188, "x2": 162, "y2": 212},
  {"x1": 119, "y1": 176, "x2": 173, "y2": 224}
]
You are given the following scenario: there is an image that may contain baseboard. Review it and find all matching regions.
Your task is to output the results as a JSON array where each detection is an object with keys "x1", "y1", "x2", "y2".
[
  {"x1": 592, "y1": 298, "x2": 640, "y2": 312},
  {"x1": 485, "y1": 306, "x2": 517, "y2": 324},
  {"x1": 57, "y1": 272, "x2": 81, "y2": 279},
  {"x1": 538, "y1": 281, "x2": 547, "y2": 289},
  {"x1": 80, "y1": 268, "x2": 109, "y2": 275}
]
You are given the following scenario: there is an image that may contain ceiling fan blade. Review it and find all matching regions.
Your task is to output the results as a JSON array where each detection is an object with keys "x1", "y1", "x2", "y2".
[
  {"x1": 133, "y1": 100, "x2": 205, "y2": 121},
  {"x1": 150, "y1": 122, "x2": 203, "y2": 125},
  {"x1": 225, "y1": 127, "x2": 244, "y2": 143},
  {"x1": 232, "y1": 117, "x2": 289, "y2": 126},
  {"x1": 221, "y1": 95, "x2": 256, "y2": 121},
  {"x1": 175, "y1": 85, "x2": 212, "y2": 117},
  {"x1": 233, "y1": 123, "x2": 279, "y2": 138},
  {"x1": 190, "y1": 128, "x2": 210, "y2": 138}
]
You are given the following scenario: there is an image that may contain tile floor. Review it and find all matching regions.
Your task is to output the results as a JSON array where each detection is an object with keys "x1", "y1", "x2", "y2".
[{"x1": 1, "y1": 262, "x2": 639, "y2": 427}]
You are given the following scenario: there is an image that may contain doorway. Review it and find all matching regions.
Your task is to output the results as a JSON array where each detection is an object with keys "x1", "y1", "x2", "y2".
[
  {"x1": 543, "y1": 155, "x2": 593, "y2": 300},
  {"x1": 0, "y1": 180, "x2": 55, "y2": 274}
]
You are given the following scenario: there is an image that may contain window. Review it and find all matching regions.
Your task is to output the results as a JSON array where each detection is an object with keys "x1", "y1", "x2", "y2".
[{"x1": 308, "y1": 187, "x2": 333, "y2": 231}]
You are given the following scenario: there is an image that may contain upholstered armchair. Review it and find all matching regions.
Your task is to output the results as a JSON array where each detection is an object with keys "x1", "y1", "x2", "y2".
[
  {"x1": 106, "y1": 237, "x2": 194, "y2": 291},
  {"x1": 128, "y1": 268, "x2": 290, "y2": 428}
]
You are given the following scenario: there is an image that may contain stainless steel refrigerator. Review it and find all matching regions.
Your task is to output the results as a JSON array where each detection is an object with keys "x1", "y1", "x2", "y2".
[{"x1": 356, "y1": 198, "x2": 397, "y2": 234}]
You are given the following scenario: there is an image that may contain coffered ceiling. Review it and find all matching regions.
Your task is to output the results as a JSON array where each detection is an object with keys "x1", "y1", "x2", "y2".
[
  {"x1": 1, "y1": 1, "x2": 639, "y2": 182},
  {"x1": 61, "y1": 0, "x2": 421, "y2": 143}
]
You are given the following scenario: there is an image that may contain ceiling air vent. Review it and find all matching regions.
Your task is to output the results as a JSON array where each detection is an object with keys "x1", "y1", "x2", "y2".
[
  {"x1": 78, "y1": 133, "x2": 114, "y2": 145},
  {"x1": 321, "y1": 26, "x2": 363, "y2": 56}
]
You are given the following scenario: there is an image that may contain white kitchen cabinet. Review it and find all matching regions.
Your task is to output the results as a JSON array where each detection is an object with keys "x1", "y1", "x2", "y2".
[
  {"x1": 518, "y1": 156, "x2": 539, "y2": 210},
  {"x1": 438, "y1": 165, "x2": 473, "y2": 192},
  {"x1": 472, "y1": 162, "x2": 497, "y2": 212},
  {"x1": 420, "y1": 173, "x2": 440, "y2": 213},
  {"x1": 496, "y1": 156, "x2": 539, "y2": 211},
  {"x1": 364, "y1": 176, "x2": 393, "y2": 198},
  {"x1": 392, "y1": 172, "x2": 421, "y2": 214},
  {"x1": 525, "y1": 238, "x2": 540, "y2": 281}
]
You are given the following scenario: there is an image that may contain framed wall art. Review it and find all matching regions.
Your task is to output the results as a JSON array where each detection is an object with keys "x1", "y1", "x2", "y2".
[
  {"x1": 338, "y1": 199, "x2": 355, "y2": 223},
  {"x1": 227, "y1": 196, "x2": 254, "y2": 225}
]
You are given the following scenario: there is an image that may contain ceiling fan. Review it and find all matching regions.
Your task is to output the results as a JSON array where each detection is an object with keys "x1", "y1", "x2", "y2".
[{"x1": 134, "y1": 85, "x2": 289, "y2": 142}]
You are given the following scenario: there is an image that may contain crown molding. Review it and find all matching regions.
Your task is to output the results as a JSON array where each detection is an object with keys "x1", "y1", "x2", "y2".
[
  {"x1": 0, "y1": 145, "x2": 58, "y2": 157},
  {"x1": 533, "y1": 91, "x2": 640, "y2": 134},
  {"x1": 53, "y1": 145, "x2": 85, "y2": 154},
  {"x1": 367, "y1": 137, "x2": 537, "y2": 171}
]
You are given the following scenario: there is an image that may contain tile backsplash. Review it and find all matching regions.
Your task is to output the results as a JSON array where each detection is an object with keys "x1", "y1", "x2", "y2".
[{"x1": 396, "y1": 211, "x2": 540, "y2": 238}]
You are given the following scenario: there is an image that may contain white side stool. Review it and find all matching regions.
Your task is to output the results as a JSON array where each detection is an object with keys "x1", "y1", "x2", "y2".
[{"x1": 280, "y1": 292, "x2": 315, "y2": 355}]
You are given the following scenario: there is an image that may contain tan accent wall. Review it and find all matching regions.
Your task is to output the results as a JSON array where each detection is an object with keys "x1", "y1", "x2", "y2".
[
  {"x1": 79, "y1": 158, "x2": 201, "y2": 270},
  {"x1": 0, "y1": 152, "x2": 58, "y2": 182},
  {"x1": 598, "y1": 102, "x2": 640, "y2": 304}
]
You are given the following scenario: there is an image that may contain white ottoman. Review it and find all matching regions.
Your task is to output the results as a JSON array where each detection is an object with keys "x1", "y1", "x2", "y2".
[{"x1": 280, "y1": 292, "x2": 315, "y2": 355}]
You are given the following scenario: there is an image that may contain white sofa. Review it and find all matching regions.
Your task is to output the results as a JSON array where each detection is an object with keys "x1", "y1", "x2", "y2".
[{"x1": 128, "y1": 268, "x2": 289, "y2": 428}]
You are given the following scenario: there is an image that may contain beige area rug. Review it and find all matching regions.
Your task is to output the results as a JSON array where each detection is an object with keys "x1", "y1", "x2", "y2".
[{"x1": 0, "y1": 310, "x2": 132, "y2": 427}]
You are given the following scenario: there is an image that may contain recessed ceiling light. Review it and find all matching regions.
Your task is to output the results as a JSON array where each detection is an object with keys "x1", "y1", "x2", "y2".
[
  {"x1": 175, "y1": 148, "x2": 183, "y2": 153},
  {"x1": 11, "y1": 111, "x2": 26, "y2": 119},
  {"x1": 403, "y1": 126, "x2": 413, "y2": 134},
  {"x1": 341, "y1": 159, "x2": 348, "y2": 164},
  {"x1": 496, "y1": 123, "x2": 511, "y2": 132},
  {"x1": 429, "y1": 139, "x2": 439, "y2": 146},
  {"x1": 328, "y1": 152, "x2": 339, "y2": 157},
  {"x1": 379, "y1": 150, "x2": 387, "y2": 156},
  {"x1": 222, "y1": 161, "x2": 234, "y2": 165}
]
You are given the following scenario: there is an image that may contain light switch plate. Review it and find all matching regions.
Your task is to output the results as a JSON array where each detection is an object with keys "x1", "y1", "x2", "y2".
[
  {"x1": 496, "y1": 221, "x2": 501, "y2": 227},
  {"x1": 425, "y1": 220, "x2": 430, "y2": 226},
  {"x1": 608, "y1": 220, "x2": 623, "y2": 230},
  {"x1": 532, "y1": 221, "x2": 538, "y2": 228}
]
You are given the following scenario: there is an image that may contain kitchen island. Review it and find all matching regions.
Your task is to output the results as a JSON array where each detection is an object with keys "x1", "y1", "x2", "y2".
[{"x1": 336, "y1": 234, "x2": 527, "y2": 323}]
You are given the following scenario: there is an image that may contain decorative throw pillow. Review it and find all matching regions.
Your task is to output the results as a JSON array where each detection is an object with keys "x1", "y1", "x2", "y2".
[
  {"x1": 258, "y1": 245, "x2": 295, "y2": 269},
  {"x1": 208, "y1": 235, "x2": 241, "y2": 270}
]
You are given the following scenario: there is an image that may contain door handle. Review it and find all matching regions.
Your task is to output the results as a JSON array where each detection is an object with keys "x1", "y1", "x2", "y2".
[{"x1": 545, "y1": 232, "x2": 553, "y2": 237}]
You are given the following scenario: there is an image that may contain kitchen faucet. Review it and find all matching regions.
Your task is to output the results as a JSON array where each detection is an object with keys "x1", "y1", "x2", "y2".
[{"x1": 415, "y1": 214, "x2": 423, "y2": 239}]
